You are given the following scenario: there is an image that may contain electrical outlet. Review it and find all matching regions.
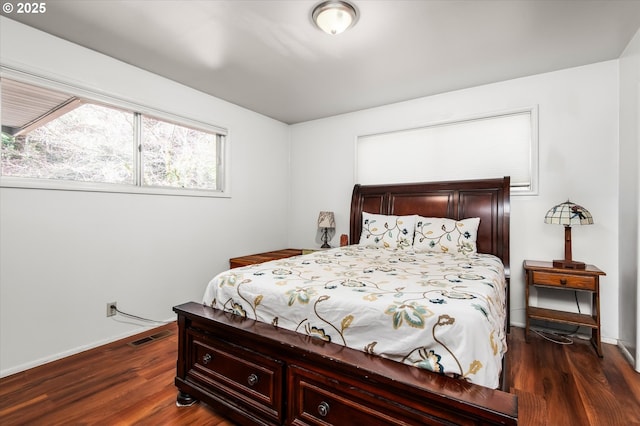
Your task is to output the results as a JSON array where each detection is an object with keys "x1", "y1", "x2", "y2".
[{"x1": 106, "y1": 302, "x2": 117, "y2": 317}]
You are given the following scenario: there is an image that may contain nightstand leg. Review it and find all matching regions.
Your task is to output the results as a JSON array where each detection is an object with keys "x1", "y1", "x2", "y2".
[
  {"x1": 592, "y1": 281, "x2": 603, "y2": 357},
  {"x1": 524, "y1": 269, "x2": 530, "y2": 343},
  {"x1": 591, "y1": 329, "x2": 603, "y2": 357}
]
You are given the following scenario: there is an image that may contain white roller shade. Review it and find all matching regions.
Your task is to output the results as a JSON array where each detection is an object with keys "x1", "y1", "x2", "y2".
[{"x1": 357, "y1": 108, "x2": 537, "y2": 193}]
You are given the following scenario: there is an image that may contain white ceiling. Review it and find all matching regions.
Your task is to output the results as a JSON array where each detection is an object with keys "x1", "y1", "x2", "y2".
[{"x1": 3, "y1": 0, "x2": 640, "y2": 124}]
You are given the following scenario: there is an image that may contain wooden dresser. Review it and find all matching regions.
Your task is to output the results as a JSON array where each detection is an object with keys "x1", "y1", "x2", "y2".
[{"x1": 229, "y1": 249, "x2": 303, "y2": 269}]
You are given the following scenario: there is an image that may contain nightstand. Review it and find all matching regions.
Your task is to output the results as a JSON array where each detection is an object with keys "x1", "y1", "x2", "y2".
[
  {"x1": 523, "y1": 260, "x2": 606, "y2": 357},
  {"x1": 229, "y1": 249, "x2": 303, "y2": 269}
]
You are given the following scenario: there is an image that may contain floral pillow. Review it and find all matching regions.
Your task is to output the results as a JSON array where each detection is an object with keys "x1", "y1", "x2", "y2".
[
  {"x1": 413, "y1": 216, "x2": 480, "y2": 255},
  {"x1": 359, "y1": 212, "x2": 416, "y2": 249}
]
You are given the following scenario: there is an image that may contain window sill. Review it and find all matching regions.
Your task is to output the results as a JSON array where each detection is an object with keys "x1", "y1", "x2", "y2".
[{"x1": 0, "y1": 177, "x2": 231, "y2": 198}]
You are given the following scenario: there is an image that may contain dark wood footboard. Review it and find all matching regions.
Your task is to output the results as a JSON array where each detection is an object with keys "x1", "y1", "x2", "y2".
[{"x1": 174, "y1": 302, "x2": 518, "y2": 425}]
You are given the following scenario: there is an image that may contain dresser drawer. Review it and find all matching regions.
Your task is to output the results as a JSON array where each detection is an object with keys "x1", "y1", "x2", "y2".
[
  {"x1": 288, "y1": 365, "x2": 473, "y2": 426},
  {"x1": 531, "y1": 271, "x2": 596, "y2": 291},
  {"x1": 187, "y1": 333, "x2": 284, "y2": 422},
  {"x1": 289, "y1": 367, "x2": 402, "y2": 425}
]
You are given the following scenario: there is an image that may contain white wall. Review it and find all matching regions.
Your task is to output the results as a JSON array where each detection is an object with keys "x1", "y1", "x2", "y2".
[
  {"x1": 1, "y1": 16, "x2": 629, "y2": 377},
  {"x1": 619, "y1": 28, "x2": 640, "y2": 371},
  {"x1": 289, "y1": 61, "x2": 620, "y2": 342},
  {"x1": 0, "y1": 18, "x2": 290, "y2": 376}
]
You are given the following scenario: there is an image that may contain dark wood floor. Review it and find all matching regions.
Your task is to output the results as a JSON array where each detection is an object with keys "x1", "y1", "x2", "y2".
[{"x1": 1, "y1": 323, "x2": 638, "y2": 425}]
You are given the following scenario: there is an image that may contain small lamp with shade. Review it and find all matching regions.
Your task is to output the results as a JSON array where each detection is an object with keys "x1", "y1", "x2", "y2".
[
  {"x1": 544, "y1": 200, "x2": 593, "y2": 269},
  {"x1": 317, "y1": 211, "x2": 336, "y2": 248}
]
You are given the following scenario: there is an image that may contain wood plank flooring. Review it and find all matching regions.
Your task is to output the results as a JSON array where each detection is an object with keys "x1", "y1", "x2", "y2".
[{"x1": 1, "y1": 324, "x2": 638, "y2": 425}]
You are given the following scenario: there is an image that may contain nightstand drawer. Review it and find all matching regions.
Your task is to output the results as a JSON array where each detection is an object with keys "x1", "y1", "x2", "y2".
[{"x1": 531, "y1": 271, "x2": 596, "y2": 291}]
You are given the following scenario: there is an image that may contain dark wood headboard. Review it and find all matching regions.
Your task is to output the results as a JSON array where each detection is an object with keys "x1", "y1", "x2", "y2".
[{"x1": 350, "y1": 177, "x2": 510, "y2": 278}]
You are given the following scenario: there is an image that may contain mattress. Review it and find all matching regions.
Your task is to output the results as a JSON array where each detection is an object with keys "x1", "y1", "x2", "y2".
[{"x1": 203, "y1": 245, "x2": 507, "y2": 388}]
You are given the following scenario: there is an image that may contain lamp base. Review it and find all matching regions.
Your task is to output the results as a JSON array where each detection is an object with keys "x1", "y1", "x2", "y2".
[
  {"x1": 552, "y1": 259, "x2": 586, "y2": 270},
  {"x1": 320, "y1": 227, "x2": 331, "y2": 249}
]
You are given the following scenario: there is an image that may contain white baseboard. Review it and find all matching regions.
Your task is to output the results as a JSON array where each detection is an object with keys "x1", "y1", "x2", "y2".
[
  {"x1": 617, "y1": 341, "x2": 638, "y2": 372},
  {"x1": 0, "y1": 318, "x2": 174, "y2": 379}
]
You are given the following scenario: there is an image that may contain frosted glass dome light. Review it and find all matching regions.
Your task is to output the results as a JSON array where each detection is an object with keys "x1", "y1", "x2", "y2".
[{"x1": 312, "y1": 1, "x2": 358, "y2": 35}]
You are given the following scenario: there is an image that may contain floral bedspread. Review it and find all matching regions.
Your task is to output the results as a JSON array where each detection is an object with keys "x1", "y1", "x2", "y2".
[{"x1": 203, "y1": 246, "x2": 507, "y2": 388}]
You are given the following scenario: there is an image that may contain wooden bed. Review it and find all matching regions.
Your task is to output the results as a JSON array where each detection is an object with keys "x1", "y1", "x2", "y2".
[{"x1": 173, "y1": 176, "x2": 517, "y2": 425}]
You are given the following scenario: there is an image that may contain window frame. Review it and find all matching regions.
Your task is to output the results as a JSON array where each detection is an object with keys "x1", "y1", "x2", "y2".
[
  {"x1": 355, "y1": 106, "x2": 539, "y2": 195},
  {"x1": 0, "y1": 67, "x2": 230, "y2": 198}
]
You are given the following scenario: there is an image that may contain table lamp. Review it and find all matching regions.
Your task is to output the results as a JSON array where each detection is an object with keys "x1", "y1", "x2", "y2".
[
  {"x1": 317, "y1": 211, "x2": 336, "y2": 248},
  {"x1": 544, "y1": 200, "x2": 593, "y2": 269}
]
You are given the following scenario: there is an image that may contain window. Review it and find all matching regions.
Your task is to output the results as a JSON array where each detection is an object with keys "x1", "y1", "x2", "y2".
[
  {"x1": 141, "y1": 115, "x2": 220, "y2": 190},
  {"x1": 3, "y1": 102, "x2": 134, "y2": 184},
  {"x1": 1, "y1": 73, "x2": 227, "y2": 196},
  {"x1": 356, "y1": 108, "x2": 538, "y2": 194}
]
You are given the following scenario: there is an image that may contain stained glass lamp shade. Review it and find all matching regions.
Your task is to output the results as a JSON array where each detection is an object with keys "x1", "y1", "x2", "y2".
[{"x1": 544, "y1": 200, "x2": 593, "y2": 269}]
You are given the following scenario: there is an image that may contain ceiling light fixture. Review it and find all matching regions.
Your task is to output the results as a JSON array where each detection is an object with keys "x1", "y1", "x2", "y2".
[{"x1": 312, "y1": 0, "x2": 358, "y2": 35}]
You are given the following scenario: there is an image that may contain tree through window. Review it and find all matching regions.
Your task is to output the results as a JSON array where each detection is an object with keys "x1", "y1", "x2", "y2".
[{"x1": 1, "y1": 75, "x2": 226, "y2": 195}]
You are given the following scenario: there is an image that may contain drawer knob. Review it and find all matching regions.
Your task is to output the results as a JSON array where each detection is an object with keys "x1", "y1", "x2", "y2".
[
  {"x1": 202, "y1": 353, "x2": 212, "y2": 365},
  {"x1": 317, "y1": 401, "x2": 330, "y2": 417},
  {"x1": 560, "y1": 279, "x2": 567, "y2": 286},
  {"x1": 247, "y1": 373, "x2": 259, "y2": 386}
]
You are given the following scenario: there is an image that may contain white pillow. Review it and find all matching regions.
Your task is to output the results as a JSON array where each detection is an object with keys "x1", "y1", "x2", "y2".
[
  {"x1": 359, "y1": 212, "x2": 416, "y2": 249},
  {"x1": 413, "y1": 217, "x2": 480, "y2": 255}
]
